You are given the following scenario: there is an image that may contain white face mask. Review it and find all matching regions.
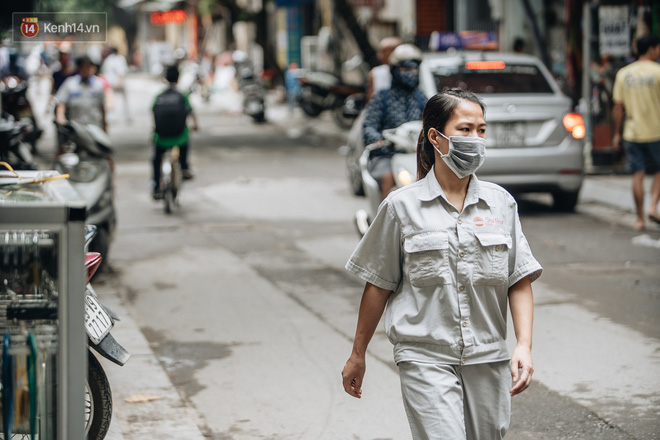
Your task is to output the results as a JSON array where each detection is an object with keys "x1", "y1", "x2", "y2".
[{"x1": 432, "y1": 131, "x2": 487, "y2": 178}]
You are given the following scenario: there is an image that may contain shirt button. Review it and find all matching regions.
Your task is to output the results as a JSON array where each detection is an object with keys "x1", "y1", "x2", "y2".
[
  {"x1": 458, "y1": 285, "x2": 465, "y2": 291},
  {"x1": 462, "y1": 321, "x2": 468, "y2": 327},
  {"x1": 457, "y1": 219, "x2": 463, "y2": 225},
  {"x1": 459, "y1": 251, "x2": 465, "y2": 258},
  {"x1": 495, "y1": 245, "x2": 502, "y2": 252},
  {"x1": 461, "y1": 358, "x2": 466, "y2": 365}
]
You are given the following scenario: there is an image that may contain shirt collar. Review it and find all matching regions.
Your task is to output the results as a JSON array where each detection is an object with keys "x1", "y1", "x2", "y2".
[
  {"x1": 418, "y1": 166, "x2": 493, "y2": 208},
  {"x1": 75, "y1": 74, "x2": 97, "y2": 86}
]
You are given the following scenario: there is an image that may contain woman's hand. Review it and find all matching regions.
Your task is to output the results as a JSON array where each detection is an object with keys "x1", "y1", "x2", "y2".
[
  {"x1": 510, "y1": 344, "x2": 534, "y2": 396},
  {"x1": 342, "y1": 353, "x2": 366, "y2": 398},
  {"x1": 342, "y1": 283, "x2": 390, "y2": 399},
  {"x1": 509, "y1": 276, "x2": 534, "y2": 396}
]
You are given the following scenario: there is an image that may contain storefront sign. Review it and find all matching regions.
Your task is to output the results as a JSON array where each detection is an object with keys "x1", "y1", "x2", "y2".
[
  {"x1": 430, "y1": 31, "x2": 498, "y2": 51},
  {"x1": 150, "y1": 10, "x2": 186, "y2": 26},
  {"x1": 599, "y1": 6, "x2": 629, "y2": 56}
]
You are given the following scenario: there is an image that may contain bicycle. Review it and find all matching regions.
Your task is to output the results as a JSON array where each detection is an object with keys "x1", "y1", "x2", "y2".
[{"x1": 160, "y1": 145, "x2": 181, "y2": 214}]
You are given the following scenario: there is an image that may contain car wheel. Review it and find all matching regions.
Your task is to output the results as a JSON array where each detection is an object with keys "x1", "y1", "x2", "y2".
[{"x1": 552, "y1": 190, "x2": 580, "y2": 212}]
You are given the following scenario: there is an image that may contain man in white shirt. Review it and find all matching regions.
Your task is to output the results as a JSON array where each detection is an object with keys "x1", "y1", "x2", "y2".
[
  {"x1": 367, "y1": 36, "x2": 402, "y2": 101},
  {"x1": 55, "y1": 56, "x2": 106, "y2": 132}
]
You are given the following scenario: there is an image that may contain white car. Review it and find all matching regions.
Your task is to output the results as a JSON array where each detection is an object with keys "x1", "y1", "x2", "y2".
[{"x1": 345, "y1": 51, "x2": 586, "y2": 211}]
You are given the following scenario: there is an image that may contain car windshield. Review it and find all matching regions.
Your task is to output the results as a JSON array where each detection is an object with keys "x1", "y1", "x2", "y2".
[{"x1": 431, "y1": 63, "x2": 554, "y2": 94}]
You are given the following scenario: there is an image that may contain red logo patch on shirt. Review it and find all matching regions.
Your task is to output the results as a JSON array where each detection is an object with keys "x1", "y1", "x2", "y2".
[{"x1": 474, "y1": 216, "x2": 484, "y2": 227}]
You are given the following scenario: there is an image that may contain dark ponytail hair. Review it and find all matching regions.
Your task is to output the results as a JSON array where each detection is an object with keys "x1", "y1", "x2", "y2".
[{"x1": 416, "y1": 89, "x2": 485, "y2": 180}]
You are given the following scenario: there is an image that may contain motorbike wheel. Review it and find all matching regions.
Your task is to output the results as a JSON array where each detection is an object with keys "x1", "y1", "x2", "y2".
[
  {"x1": 252, "y1": 112, "x2": 266, "y2": 124},
  {"x1": 299, "y1": 85, "x2": 323, "y2": 117},
  {"x1": 332, "y1": 105, "x2": 355, "y2": 130},
  {"x1": 164, "y1": 182, "x2": 174, "y2": 214},
  {"x1": 86, "y1": 352, "x2": 112, "y2": 440},
  {"x1": 346, "y1": 145, "x2": 365, "y2": 196}
]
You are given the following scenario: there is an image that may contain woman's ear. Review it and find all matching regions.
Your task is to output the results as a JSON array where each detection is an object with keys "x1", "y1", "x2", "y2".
[{"x1": 427, "y1": 127, "x2": 441, "y2": 149}]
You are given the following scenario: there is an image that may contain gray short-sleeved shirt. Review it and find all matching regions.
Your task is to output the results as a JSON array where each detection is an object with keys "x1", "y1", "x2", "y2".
[
  {"x1": 346, "y1": 169, "x2": 542, "y2": 366},
  {"x1": 55, "y1": 74, "x2": 105, "y2": 128}
]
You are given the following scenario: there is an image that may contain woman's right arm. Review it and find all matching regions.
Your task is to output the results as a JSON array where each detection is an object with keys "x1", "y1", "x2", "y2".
[{"x1": 342, "y1": 282, "x2": 391, "y2": 398}]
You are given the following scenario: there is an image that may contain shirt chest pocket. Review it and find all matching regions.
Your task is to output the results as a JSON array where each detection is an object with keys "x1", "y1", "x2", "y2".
[
  {"x1": 404, "y1": 232, "x2": 450, "y2": 287},
  {"x1": 473, "y1": 232, "x2": 512, "y2": 286}
]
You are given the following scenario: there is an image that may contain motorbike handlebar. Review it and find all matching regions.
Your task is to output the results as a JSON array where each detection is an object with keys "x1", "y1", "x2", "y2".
[{"x1": 365, "y1": 140, "x2": 394, "y2": 152}]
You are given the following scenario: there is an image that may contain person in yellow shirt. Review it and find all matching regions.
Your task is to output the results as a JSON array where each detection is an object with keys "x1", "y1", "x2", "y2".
[{"x1": 612, "y1": 35, "x2": 660, "y2": 230}]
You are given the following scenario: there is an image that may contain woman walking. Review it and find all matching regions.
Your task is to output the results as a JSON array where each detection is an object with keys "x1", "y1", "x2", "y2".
[{"x1": 342, "y1": 90, "x2": 542, "y2": 439}]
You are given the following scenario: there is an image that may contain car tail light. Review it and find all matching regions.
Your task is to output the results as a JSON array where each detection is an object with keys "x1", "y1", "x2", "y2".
[
  {"x1": 563, "y1": 113, "x2": 585, "y2": 139},
  {"x1": 465, "y1": 61, "x2": 506, "y2": 70}
]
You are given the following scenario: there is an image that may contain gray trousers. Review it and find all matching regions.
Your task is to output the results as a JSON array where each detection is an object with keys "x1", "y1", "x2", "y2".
[{"x1": 399, "y1": 360, "x2": 511, "y2": 440}]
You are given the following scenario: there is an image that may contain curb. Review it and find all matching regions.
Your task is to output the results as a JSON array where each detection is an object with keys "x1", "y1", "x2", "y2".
[{"x1": 94, "y1": 276, "x2": 207, "y2": 440}]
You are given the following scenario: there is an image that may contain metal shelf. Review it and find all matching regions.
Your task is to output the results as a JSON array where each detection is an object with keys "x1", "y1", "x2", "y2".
[{"x1": 0, "y1": 171, "x2": 87, "y2": 440}]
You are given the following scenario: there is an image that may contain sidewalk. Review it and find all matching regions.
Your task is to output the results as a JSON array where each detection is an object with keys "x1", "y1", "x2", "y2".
[
  {"x1": 577, "y1": 174, "x2": 660, "y2": 236},
  {"x1": 97, "y1": 278, "x2": 206, "y2": 440}
]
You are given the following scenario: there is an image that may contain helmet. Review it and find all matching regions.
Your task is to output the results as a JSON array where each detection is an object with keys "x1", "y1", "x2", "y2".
[
  {"x1": 232, "y1": 50, "x2": 248, "y2": 64},
  {"x1": 388, "y1": 44, "x2": 422, "y2": 66}
]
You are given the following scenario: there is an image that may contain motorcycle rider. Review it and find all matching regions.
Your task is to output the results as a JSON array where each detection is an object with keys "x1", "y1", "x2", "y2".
[
  {"x1": 151, "y1": 64, "x2": 198, "y2": 199},
  {"x1": 51, "y1": 48, "x2": 76, "y2": 95},
  {"x1": 362, "y1": 44, "x2": 427, "y2": 201},
  {"x1": 0, "y1": 50, "x2": 27, "y2": 79},
  {"x1": 1, "y1": 49, "x2": 42, "y2": 154},
  {"x1": 55, "y1": 55, "x2": 107, "y2": 133}
]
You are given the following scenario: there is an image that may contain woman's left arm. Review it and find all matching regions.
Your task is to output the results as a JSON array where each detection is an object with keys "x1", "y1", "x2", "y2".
[{"x1": 509, "y1": 276, "x2": 534, "y2": 396}]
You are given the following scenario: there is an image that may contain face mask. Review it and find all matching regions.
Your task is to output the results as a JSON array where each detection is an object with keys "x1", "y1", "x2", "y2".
[
  {"x1": 393, "y1": 69, "x2": 419, "y2": 90},
  {"x1": 432, "y1": 131, "x2": 486, "y2": 178}
]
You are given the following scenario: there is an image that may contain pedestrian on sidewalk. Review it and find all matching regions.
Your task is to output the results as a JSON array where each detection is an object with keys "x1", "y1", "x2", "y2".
[
  {"x1": 612, "y1": 35, "x2": 660, "y2": 230},
  {"x1": 151, "y1": 65, "x2": 198, "y2": 199},
  {"x1": 102, "y1": 47, "x2": 131, "y2": 123},
  {"x1": 284, "y1": 62, "x2": 302, "y2": 114},
  {"x1": 342, "y1": 90, "x2": 542, "y2": 440}
]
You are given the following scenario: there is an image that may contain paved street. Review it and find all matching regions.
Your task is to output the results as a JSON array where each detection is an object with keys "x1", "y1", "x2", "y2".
[{"x1": 30, "y1": 73, "x2": 660, "y2": 439}]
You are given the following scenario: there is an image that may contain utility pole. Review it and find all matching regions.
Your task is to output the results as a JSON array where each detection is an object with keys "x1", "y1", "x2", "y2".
[{"x1": 582, "y1": 0, "x2": 593, "y2": 170}]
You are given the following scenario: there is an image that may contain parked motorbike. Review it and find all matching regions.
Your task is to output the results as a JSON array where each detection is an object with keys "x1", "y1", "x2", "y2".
[
  {"x1": 0, "y1": 113, "x2": 38, "y2": 170},
  {"x1": 234, "y1": 57, "x2": 266, "y2": 123},
  {"x1": 298, "y1": 56, "x2": 367, "y2": 129},
  {"x1": 355, "y1": 120, "x2": 421, "y2": 236},
  {"x1": 84, "y1": 225, "x2": 130, "y2": 440},
  {"x1": 54, "y1": 122, "x2": 116, "y2": 269},
  {"x1": 0, "y1": 75, "x2": 42, "y2": 154},
  {"x1": 340, "y1": 92, "x2": 366, "y2": 122}
]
